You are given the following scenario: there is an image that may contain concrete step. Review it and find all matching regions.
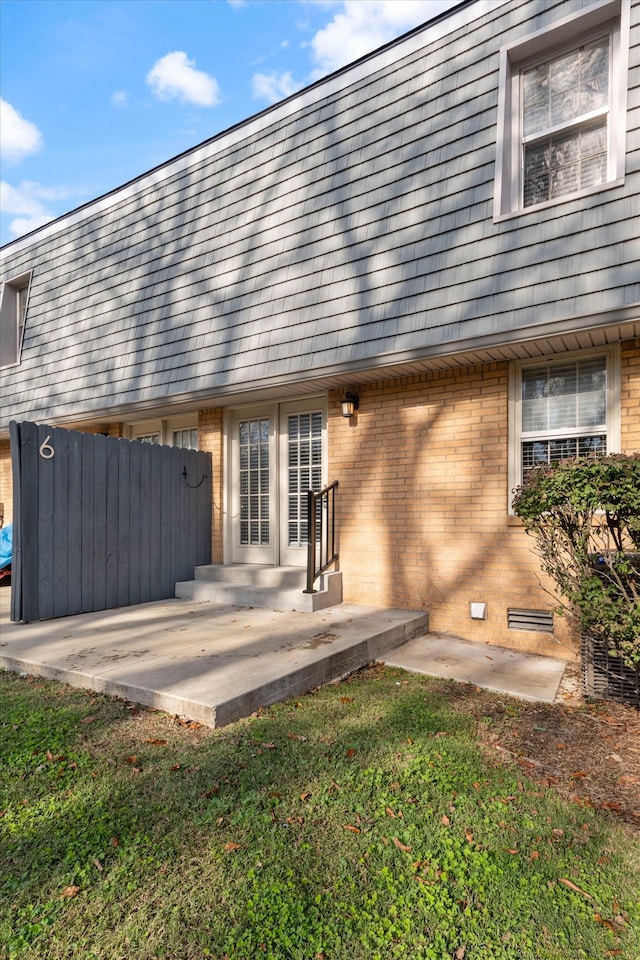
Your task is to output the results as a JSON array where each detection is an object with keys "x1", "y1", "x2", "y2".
[
  {"x1": 193, "y1": 564, "x2": 307, "y2": 588},
  {"x1": 175, "y1": 566, "x2": 342, "y2": 612}
]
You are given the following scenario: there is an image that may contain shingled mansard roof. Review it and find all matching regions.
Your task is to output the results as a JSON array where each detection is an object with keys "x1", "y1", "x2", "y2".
[{"x1": 0, "y1": 0, "x2": 638, "y2": 431}]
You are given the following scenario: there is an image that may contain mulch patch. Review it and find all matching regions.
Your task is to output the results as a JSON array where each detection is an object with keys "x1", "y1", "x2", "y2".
[{"x1": 454, "y1": 661, "x2": 640, "y2": 830}]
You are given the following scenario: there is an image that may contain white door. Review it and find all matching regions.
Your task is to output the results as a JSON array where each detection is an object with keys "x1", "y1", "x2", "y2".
[{"x1": 228, "y1": 399, "x2": 326, "y2": 566}]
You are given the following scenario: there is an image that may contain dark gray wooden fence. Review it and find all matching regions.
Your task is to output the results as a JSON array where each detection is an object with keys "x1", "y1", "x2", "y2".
[{"x1": 9, "y1": 421, "x2": 211, "y2": 622}]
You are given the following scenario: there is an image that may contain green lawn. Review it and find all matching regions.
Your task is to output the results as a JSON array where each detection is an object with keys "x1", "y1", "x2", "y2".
[{"x1": 1, "y1": 666, "x2": 638, "y2": 960}]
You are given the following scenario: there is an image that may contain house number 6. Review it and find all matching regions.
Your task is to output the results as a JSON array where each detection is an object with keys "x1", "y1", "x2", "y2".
[{"x1": 39, "y1": 436, "x2": 55, "y2": 459}]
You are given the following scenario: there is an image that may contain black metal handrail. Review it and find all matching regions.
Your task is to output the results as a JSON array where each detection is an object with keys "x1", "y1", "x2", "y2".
[{"x1": 304, "y1": 480, "x2": 339, "y2": 594}]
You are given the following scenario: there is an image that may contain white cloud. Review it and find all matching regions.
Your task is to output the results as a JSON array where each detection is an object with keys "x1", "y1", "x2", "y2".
[
  {"x1": 0, "y1": 180, "x2": 72, "y2": 238},
  {"x1": 0, "y1": 99, "x2": 43, "y2": 164},
  {"x1": 146, "y1": 51, "x2": 221, "y2": 107},
  {"x1": 310, "y1": 0, "x2": 454, "y2": 75},
  {"x1": 111, "y1": 90, "x2": 128, "y2": 107},
  {"x1": 250, "y1": 1, "x2": 457, "y2": 106},
  {"x1": 227, "y1": 0, "x2": 248, "y2": 8},
  {"x1": 251, "y1": 71, "x2": 299, "y2": 104}
]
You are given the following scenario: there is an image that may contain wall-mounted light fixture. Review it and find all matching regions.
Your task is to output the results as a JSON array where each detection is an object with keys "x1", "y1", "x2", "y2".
[{"x1": 341, "y1": 392, "x2": 359, "y2": 418}]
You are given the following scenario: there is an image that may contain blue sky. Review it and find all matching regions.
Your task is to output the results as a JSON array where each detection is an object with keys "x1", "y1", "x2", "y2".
[{"x1": 0, "y1": 0, "x2": 460, "y2": 247}]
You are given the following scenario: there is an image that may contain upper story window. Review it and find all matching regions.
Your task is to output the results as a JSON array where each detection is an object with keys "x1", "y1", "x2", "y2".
[
  {"x1": 494, "y1": 0, "x2": 630, "y2": 219},
  {"x1": 0, "y1": 271, "x2": 32, "y2": 370},
  {"x1": 522, "y1": 37, "x2": 610, "y2": 207}
]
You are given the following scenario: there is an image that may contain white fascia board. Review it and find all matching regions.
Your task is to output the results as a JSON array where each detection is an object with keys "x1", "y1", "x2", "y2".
[{"x1": 2, "y1": 0, "x2": 509, "y2": 258}]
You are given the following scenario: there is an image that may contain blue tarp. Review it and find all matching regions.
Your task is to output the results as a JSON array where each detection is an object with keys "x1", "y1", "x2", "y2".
[{"x1": 0, "y1": 524, "x2": 12, "y2": 570}]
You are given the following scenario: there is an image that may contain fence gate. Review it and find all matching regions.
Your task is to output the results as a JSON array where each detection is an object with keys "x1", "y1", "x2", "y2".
[{"x1": 9, "y1": 421, "x2": 212, "y2": 622}]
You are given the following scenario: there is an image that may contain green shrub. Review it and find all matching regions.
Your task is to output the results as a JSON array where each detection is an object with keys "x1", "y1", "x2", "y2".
[{"x1": 512, "y1": 454, "x2": 640, "y2": 668}]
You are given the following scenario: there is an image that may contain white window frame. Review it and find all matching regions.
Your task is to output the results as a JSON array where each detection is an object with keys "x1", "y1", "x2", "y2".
[
  {"x1": 0, "y1": 270, "x2": 32, "y2": 370},
  {"x1": 508, "y1": 346, "x2": 621, "y2": 508},
  {"x1": 126, "y1": 414, "x2": 198, "y2": 448},
  {"x1": 494, "y1": 0, "x2": 630, "y2": 220}
]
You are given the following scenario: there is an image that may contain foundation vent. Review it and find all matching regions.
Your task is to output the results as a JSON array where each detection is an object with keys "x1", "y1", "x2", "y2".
[{"x1": 507, "y1": 608, "x2": 554, "y2": 633}]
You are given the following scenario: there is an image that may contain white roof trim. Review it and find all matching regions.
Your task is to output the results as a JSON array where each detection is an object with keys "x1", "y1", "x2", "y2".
[{"x1": 2, "y1": 0, "x2": 509, "y2": 257}]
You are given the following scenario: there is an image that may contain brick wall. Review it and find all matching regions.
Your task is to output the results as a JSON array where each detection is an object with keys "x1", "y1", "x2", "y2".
[
  {"x1": 329, "y1": 362, "x2": 577, "y2": 658},
  {"x1": 0, "y1": 439, "x2": 11, "y2": 527},
  {"x1": 198, "y1": 408, "x2": 224, "y2": 564},
  {"x1": 621, "y1": 337, "x2": 640, "y2": 451}
]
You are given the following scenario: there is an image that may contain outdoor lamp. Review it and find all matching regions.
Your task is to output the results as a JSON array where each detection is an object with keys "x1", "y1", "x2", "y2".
[{"x1": 341, "y1": 392, "x2": 359, "y2": 418}]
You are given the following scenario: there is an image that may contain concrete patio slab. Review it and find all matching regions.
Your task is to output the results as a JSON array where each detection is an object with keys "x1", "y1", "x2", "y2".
[
  {"x1": 383, "y1": 631, "x2": 568, "y2": 703},
  {"x1": 0, "y1": 590, "x2": 429, "y2": 726}
]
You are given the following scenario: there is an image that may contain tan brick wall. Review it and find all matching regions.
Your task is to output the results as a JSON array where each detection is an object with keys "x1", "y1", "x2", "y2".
[
  {"x1": 328, "y1": 363, "x2": 577, "y2": 658},
  {"x1": 199, "y1": 408, "x2": 224, "y2": 563},
  {"x1": 0, "y1": 439, "x2": 12, "y2": 527},
  {"x1": 621, "y1": 337, "x2": 640, "y2": 452}
]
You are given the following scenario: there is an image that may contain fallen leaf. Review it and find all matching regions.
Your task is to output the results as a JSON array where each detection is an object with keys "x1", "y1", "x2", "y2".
[
  {"x1": 594, "y1": 913, "x2": 615, "y2": 931},
  {"x1": 80, "y1": 716, "x2": 96, "y2": 724},
  {"x1": 300, "y1": 792, "x2": 311, "y2": 802},
  {"x1": 343, "y1": 824, "x2": 360, "y2": 833},
  {"x1": 61, "y1": 885, "x2": 80, "y2": 899},
  {"x1": 92, "y1": 858, "x2": 103, "y2": 872},
  {"x1": 455, "y1": 948, "x2": 466, "y2": 960},
  {"x1": 392, "y1": 836, "x2": 412, "y2": 852},
  {"x1": 126, "y1": 755, "x2": 138, "y2": 765},
  {"x1": 287, "y1": 733, "x2": 307, "y2": 742},
  {"x1": 144, "y1": 738, "x2": 167, "y2": 745},
  {"x1": 111, "y1": 837, "x2": 119, "y2": 847},
  {"x1": 441, "y1": 815, "x2": 450, "y2": 826},
  {"x1": 558, "y1": 878, "x2": 593, "y2": 900},
  {"x1": 530, "y1": 850, "x2": 540, "y2": 860},
  {"x1": 506, "y1": 849, "x2": 519, "y2": 855},
  {"x1": 465, "y1": 829, "x2": 474, "y2": 843},
  {"x1": 345, "y1": 748, "x2": 357, "y2": 758},
  {"x1": 339, "y1": 697, "x2": 353, "y2": 703},
  {"x1": 224, "y1": 842, "x2": 241, "y2": 852}
]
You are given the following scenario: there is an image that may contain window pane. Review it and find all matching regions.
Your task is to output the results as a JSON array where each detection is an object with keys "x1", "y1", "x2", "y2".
[
  {"x1": 521, "y1": 358, "x2": 606, "y2": 434},
  {"x1": 524, "y1": 119, "x2": 607, "y2": 206},
  {"x1": 522, "y1": 434, "x2": 606, "y2": 476},
  {"x1": 523, "y1": 141, "x2": 549, "y2": 207},
  {"x1": 523, "y1": 37, "x2": 609, "y2": 136},
  {"x1": 287, "y1": 410, "x2": 323, "y2": 547},
  {"x1": 239, "y1": 417, "x2": 270, "y2": 547},
  {"x1": 522, "y1": 36, "x2": 609, "y2": 208}
]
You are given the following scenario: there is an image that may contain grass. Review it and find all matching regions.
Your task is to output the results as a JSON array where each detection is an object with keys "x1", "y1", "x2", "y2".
[{"x1": 1, "y1": 666, "x2": 639, "y2": 960}]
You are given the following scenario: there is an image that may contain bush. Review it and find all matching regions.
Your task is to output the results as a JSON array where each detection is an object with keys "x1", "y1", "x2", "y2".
[{"x1": 512, "y1": 454, "x2": 640, "y2": 669}]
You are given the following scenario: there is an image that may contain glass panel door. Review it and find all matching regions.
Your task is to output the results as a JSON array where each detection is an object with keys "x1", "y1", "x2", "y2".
[
  {"x1": 230, "y1": 407, "x2": 276, "y2": 564},
  {"x1": 279, "y1": 400, "x2": 326, "y2": 567},
  {"x1": 228, "y1": 400, "x2": 326, "y2": 566},
  {"x1": 239, "y1": 417, "x2": 270, "y2": 547}
]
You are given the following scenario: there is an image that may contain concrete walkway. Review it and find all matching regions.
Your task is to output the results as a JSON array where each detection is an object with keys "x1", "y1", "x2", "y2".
[
  {"x1": 384, "y1": 632, "x2": 568, "y2": 703},
  {"x1": 0, "y1": 589, "x2": 568, "y2": 726}
]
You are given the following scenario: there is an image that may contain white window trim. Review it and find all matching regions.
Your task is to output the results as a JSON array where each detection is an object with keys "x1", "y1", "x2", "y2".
[
  {"x1": 494, "y1": 0, "x2": 630, "y2": 221},
  {"x1": 508, "y1": 345, "x2": 621, "y2": 511},
  {"x1": 0, "y1": 270, "x2": 32, "y2": 370},
  {"x1": 126, "y1": 413, "x2": 198, "y2": 447}
]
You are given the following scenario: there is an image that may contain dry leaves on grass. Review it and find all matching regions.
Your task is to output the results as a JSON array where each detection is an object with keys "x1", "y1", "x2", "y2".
[{"x1": 450, "y1": 662, "x2": 640, "y2": 828}]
